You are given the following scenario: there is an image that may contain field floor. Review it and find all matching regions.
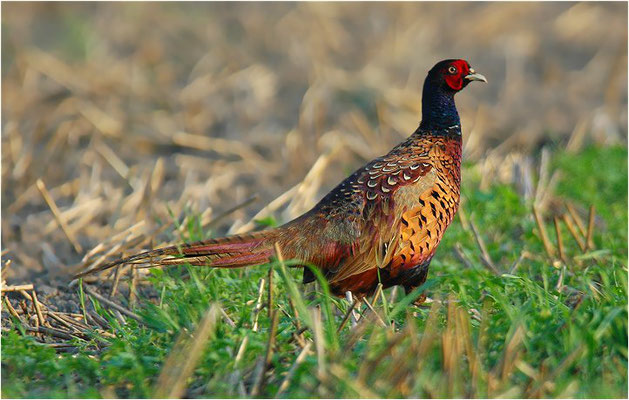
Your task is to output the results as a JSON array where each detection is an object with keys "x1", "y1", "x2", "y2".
[{"x1": 2, "y1": 145, "x2": 627, "y2": 398}]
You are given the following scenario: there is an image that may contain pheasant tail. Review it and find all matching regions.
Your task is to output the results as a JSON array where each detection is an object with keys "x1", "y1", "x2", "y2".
[{"x1": 74, "y1": 230, "x2": 281, "y2": 278}]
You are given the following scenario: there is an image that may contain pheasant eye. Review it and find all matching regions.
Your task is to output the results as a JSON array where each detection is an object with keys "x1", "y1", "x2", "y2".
[{"x1": 448, "y1": 66, "x2": 457, "y2": 74}]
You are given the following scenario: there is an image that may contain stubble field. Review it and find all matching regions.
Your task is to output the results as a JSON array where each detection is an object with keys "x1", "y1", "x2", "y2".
[{"x1": 1, "y1": 3, "x2": 627, "y2": 398}]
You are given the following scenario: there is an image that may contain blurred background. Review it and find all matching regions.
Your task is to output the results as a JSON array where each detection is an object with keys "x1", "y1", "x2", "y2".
[{"x1": 2, "y1": 2, "x2": 627, "y2": 283}]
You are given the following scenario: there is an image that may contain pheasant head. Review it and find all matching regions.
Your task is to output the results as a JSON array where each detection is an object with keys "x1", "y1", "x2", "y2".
[{"x1": 420, "y1": 59, "x2": 486, "y2": 131}]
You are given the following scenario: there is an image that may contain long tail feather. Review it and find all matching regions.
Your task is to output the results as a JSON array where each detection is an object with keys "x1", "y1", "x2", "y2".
[{"x1": 74, "y1": 230, "x2": 279, "y2": 279}]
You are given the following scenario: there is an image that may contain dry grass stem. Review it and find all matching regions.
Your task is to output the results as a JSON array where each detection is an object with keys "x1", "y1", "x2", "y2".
[
  {"x1": 566, "y1": 203, "x2": 588, "y2": 237},
  {"x1": 83, "y1": 286, "x2": 142, "y2": 322},
  {"x1": 362, "y1": 297, "x2": 388, "y2": 328},
  {"x1": 235, "y1": 336, "x2": 249, "y2": 366},
  {"x1": 30, "y1": 290, "x2": 47, "y2": 328},
  {"x1": 529, "y1": 344, "x2": 585, "y2": 398},
  {"x1": 173, "y1": 132, "x2": 267, "y2": 168},
  {"x1": 2, "y1": 284, "x2": 35, "y2": 292},
  {"x1": 553, "y1": 217, "x2": 567, "y2": 264},
  {"x1": 286, "y1": 295, "x2": 305, "y2": 346},
  {"x1": 287, "y1": 144, "x2": 345, "y2": 216},
  {"x1": 337, "y1": 298, "x2": 360, "y2": 333},
  {"x1": 362, "y1": 331, "x2": 408, "y2": 383},
  {"x1": 47, "y1": 312, "x2": 77, "y2": 332},
  {"x1": 457, "y1": 202, "x2": 471, "y2": 232},
  {"x1": 566, "y1": 116, "x2": 590, "y2": 153},
  {"x1": 268, "y1": 248, "x2": 281, "y2": 319},
  {"x1": 17, "y1": 290, "x2": 33, "y2": 303},
  {"x1": 469, "y1": 221, "x2": 499, "y2": 274},
  {"x1": 556, "y1": 265, "x2": 566, "y2": 291},
  {"x1": 342, "y1": 313, "x2": 378, "y2": 356},
  {"x1": 252, "y1": 278, "x2": 266, "y2": 332},
  {"x1": 276, "y1": 342, "x2": 313, "y2": 396},
  {"x1": 533, "y1": 206, "x2": 555, "y2": 259},
  {"x1": 129, "y1": 267, "x2": 138, "y2": 308},
  {"x1": 453, "y1": 243, "x2": 475, "y2": 270},
  {"x1": 205, "y1": 195, "x2": 258, "y2": 230},
  {"x1": 82, "y1": 221, "x2": 146, "y2": 262},
  {"x1": 370, "y1": 283, "x2": 384, "y2": 306},
  {"x1": 328, "y1": 363, "x2": 379, "y2": 398},
  {"x1": 219, "y1": 307, "x2": 236, "y2": 328},
  {"x1": 36, "y1": 179, "x2": 83, "y2": 253},
  {"x1": 154, "y1": 305, "x2": 219, "y2": 398},
  {"x1": 25, "y1": 326, "x2": 74, "y2": 341},
  {"x1": 498, "y1": 325, "x2": 525, "y2": 382},
  {"x1": 562, "y1": 214, "x2": 586, "y2": 252},
  {"x1": 539, "y1": 171, "x2": 561, "y2": 211},
  {"x1": 112, "y1": 310, "x2": 127, "y2": 326},
  {"x1": 508, "y1": 251, "x2": 527, "y2": 274},
  {"x1": 4, "y1": 297, "x2": 22, "y2": 320},
  {"x1": 585, "y1": 205, "x2": 596, "y2": 250},
  {"x1": 88, "y1": 310, "x2": 111, "y2": 331},
  {"x1": 312, "y1": 307, "x2": 326, "y2": 379},
  {"x1": 235, "y1": 184, "x2": 299, "y2": 234},
  {"x1": 345, "y1": 291, "x2": 360, "y2": 327},
  {"x1": 94, "y1": 140, "x2": 130, "y2": 181},
  {"x1": 249, "y1": 309, "x2": 280, "y2": 396},
  {"x1": 109, "y1": 266, "x2": 123, "y2": 298}
]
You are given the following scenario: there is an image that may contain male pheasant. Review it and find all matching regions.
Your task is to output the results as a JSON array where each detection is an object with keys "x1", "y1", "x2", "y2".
[{"x1": 76, "y1": 59, "x2": 486, "y2": 298}]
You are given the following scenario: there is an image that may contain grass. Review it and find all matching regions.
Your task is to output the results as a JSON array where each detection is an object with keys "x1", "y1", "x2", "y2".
[{"x1": 2, "y1": 144, "x2": 627, "y2": 398}]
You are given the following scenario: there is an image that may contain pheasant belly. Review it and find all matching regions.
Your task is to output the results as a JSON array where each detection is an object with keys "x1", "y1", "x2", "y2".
[{"x1": 385, "y1": 174, "x2": 460, "y2": 292}]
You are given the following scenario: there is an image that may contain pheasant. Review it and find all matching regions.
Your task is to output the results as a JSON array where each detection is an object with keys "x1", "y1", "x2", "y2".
[{"x1": 76, "y1": 59, "x2": 486, "y2": 299}]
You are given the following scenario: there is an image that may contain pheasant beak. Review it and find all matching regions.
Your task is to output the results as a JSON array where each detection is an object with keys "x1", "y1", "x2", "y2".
[{"x1": 464, "y1": 68, "x2": 487, "y2": 83}]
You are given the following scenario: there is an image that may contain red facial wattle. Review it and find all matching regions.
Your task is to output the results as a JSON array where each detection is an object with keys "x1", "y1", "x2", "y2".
[{"x1": 444, "y1": 60, "x2": 471, "y2": 91}]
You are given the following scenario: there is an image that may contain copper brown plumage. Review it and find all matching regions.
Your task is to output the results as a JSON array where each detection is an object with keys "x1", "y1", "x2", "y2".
[{"x1": 75, "y1": 59, "x2": 486, "y2": 298}]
